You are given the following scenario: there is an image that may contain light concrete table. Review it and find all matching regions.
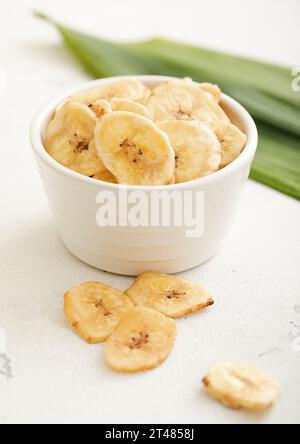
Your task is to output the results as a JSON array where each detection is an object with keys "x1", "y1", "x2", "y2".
[{"x1": 0, "y1": 0, "x2": 299, "y2": 425}]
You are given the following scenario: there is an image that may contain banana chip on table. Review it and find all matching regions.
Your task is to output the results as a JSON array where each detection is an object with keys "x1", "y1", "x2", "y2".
[
  {"x1": 126, "y1": 272, "x2": 214, "y2": 319},
  {"x1": 110, "y1": 98, "x2": 151, "y2": 118},
  {"x1": 64, "y1": 282, "x2": 133, "y2": 344},
  {"x1": 147, "y1": 79, "x2": 229, "y2": 133},
  {"x1": 45, "y1": 101, "x2": 103, "y2": 176},
  {"x1": 159, "y1": 120, "x2": 221, "y2": 183},
  {"x1": 218, "y1": 123, "x2": 248, "y2": 168},
  {"x1": 71, "y1": 79, "x2": 149, "y2": 105},
  {"x1": 203, "y1": 362, "x2": 280, "y2": 411},
  {"x1": 94, "y1": 111, "x2": 175, "y2": 186},
  {"x1": 104, "y1": 307, "x2": 177, "y2": 373}
]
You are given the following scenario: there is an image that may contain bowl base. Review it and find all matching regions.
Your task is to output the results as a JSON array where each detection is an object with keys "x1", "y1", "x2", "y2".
[{"x1": 61, "y1": 234, "x2": 222, "y2": 277}]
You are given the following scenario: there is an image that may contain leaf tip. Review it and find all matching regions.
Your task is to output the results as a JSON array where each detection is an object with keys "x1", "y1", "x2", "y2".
[{"x1": 32, "y1": 11, "x2": 51, "y2": 22}]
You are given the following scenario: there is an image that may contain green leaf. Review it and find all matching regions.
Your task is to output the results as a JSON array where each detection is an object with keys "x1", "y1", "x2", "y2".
[
  {"x1": 133, "y1": 38, "x2": 300, "y2": 109},
  {"x1": 127, "y1": 42, "x2": 300, "y2": 137},
  {"x1": 251, "y1": 124, "x2": 300, "y2": 200},
  {"x1": 225, "y1": 86, "x2": 300, "y2": 137}
]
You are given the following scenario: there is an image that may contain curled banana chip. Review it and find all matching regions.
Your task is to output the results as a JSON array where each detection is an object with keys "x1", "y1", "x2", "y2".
[
  {"x1": 218, "y1": 123, "x2": 247, "y2": 168},
  {"x1": 94, "y1": 112, "x2": 175, "y2": 186},
  {"x1": 148, "y1": 80, "x2": 229, "y2": 132},
  {"x1": 110, "y1": 98, "x2": 150, "y2": 118},
  {"x1": 45, "y1": 101, "x2": 103, "y2": 176},
  {"x1": 104, "y1": 307, "x2": 177, "y2": 372},
  {"x1": 126, "y1": 272, "x2": 214, "y2": 318},
  {"x1": 72, "y1": 79, "x2": 148, "y2": 105},
  {"x1": 64, "y1": 282, "x2": 133, "y2": 343},
  {"x1": 183, "y1": 78, "x2": 221, "y2": 103},
  {"x1": 159, "y1": 120, "x2": 221, "y2": 183},
  {"x1": 200, "y1": 83, "x2": 222, "y2": 104},
  {"x1": 88, "y1": 99, "x2": 112, "y2": 118},
  {"x1": 203, "y1": 362, "x2": 280, "y2": 411}
]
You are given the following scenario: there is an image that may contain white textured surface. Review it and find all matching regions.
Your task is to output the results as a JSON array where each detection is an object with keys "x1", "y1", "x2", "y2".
[{"x1": 0, "y1": 0, "x2": 299, "y2": 425}]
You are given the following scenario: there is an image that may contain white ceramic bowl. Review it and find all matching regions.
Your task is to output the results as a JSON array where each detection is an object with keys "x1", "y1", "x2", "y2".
[{"x1": 31, "y1": 76, "x2": 258, "y2": 276}]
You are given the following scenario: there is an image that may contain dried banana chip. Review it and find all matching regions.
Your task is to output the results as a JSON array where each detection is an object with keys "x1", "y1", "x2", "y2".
[
  {"x1": 94, "y1": 111, "x2": 175, "y2": 186},
  {"x1": 218, "y1": 123, "x2": 247, "y2": 168},
  {"x1": 92, "y1": 169, "x2": 117, "y2": 184},
  {"x1": 203, "y1": 362, "x2": 280, "y2": 411},
  {"x1": 72, "y1": 79, "x2": 148, "y2": 105},
  {"x1": 183, "y1": 77, "x2": 194, "y2": 84},
  {"x1": 183, "y1": 78, "x2": 222, "y2": 103},
  {"x1": 45, "y1": 101, "x2": 102, "y2": 176},
  {"x1": 200, "y1": 83, "x2": 222, "y2": 104},
  {"x1": 88, "y1": 139, "x2": 117, "y2": 182},
  {"x1": 104, "y1": 307, "x2": 177, "y2": 372},
  {"x1": 88, "y1": 99, "x2": 112, "y2": 118},
  {"x1": 64, "y1": 282, "x2": 133, "y2": 344},
  {"x1": 148, "y1": 80, "x2": 229, "y2": 132},
  {"x1": 110, "y1": 98, "x2": 150, "y2": 118},
  {"x1": 126, "y1": 272, "x2": 214, "y2": 318},
  {"x1": 159, "y1": 120, "x2": 221, "y2": 183},
  {"x1": 140, "y1": 87, "x2": 152, "y2": 105}
]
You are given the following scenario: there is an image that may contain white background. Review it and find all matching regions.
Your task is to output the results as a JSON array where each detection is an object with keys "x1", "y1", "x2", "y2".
[{"x1": 0, "y1": 0, "x2": 299, "y2": 425}]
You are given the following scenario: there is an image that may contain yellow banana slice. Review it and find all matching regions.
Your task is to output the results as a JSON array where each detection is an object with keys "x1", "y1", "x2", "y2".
[
  {"x1": 158, "y1": 120, "x2": 221, "y2": 183},
  {"x1": 94, "y1": 112, "x2": 175, "y2": 186},
  {"x1": 45, "y1": 101, "x2": 103, "y2": 176},
  {"x1": 126, "y1": 272, "x2": 214, "y2": 319},
  {"x1": 104, "y1": 307, "x2": 177, "y2": 372},
  {"x1": 88, "y1": 140, "x2": 118, "y2": 182},
  {"x1": 148, "y1": 80, "x2": 229, "y2": 132},
  {"x1": 140, "y1": 87, "x2": 152, "y2": 105},
  {"x1": 183, "y1": 78, "x2": 221, "y2": 103},
  {"x1": 64, "y1": 282, "x2": 133, "y2": 344},
  {"x1": 110, "y1": 98, "x2": 150, "y2": 118},
  {"x1": 72, "y1": 79, "x2": 148, "y2": 105},
  {"x1": 218, "y1": 123, "x2": 247, "y2": 168},
  {"x1": 88, "y1": 99, "x2": 112, "y2": 118},
  {"x1": 92, "y1": 169, "x2": 117, "y2": 184},
  {"x1": 203, "y1": 362, "x2": 280, "y2": 411},
  {"x1": 200, "y1": 83, "x2": 222, "y2": 103}
]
